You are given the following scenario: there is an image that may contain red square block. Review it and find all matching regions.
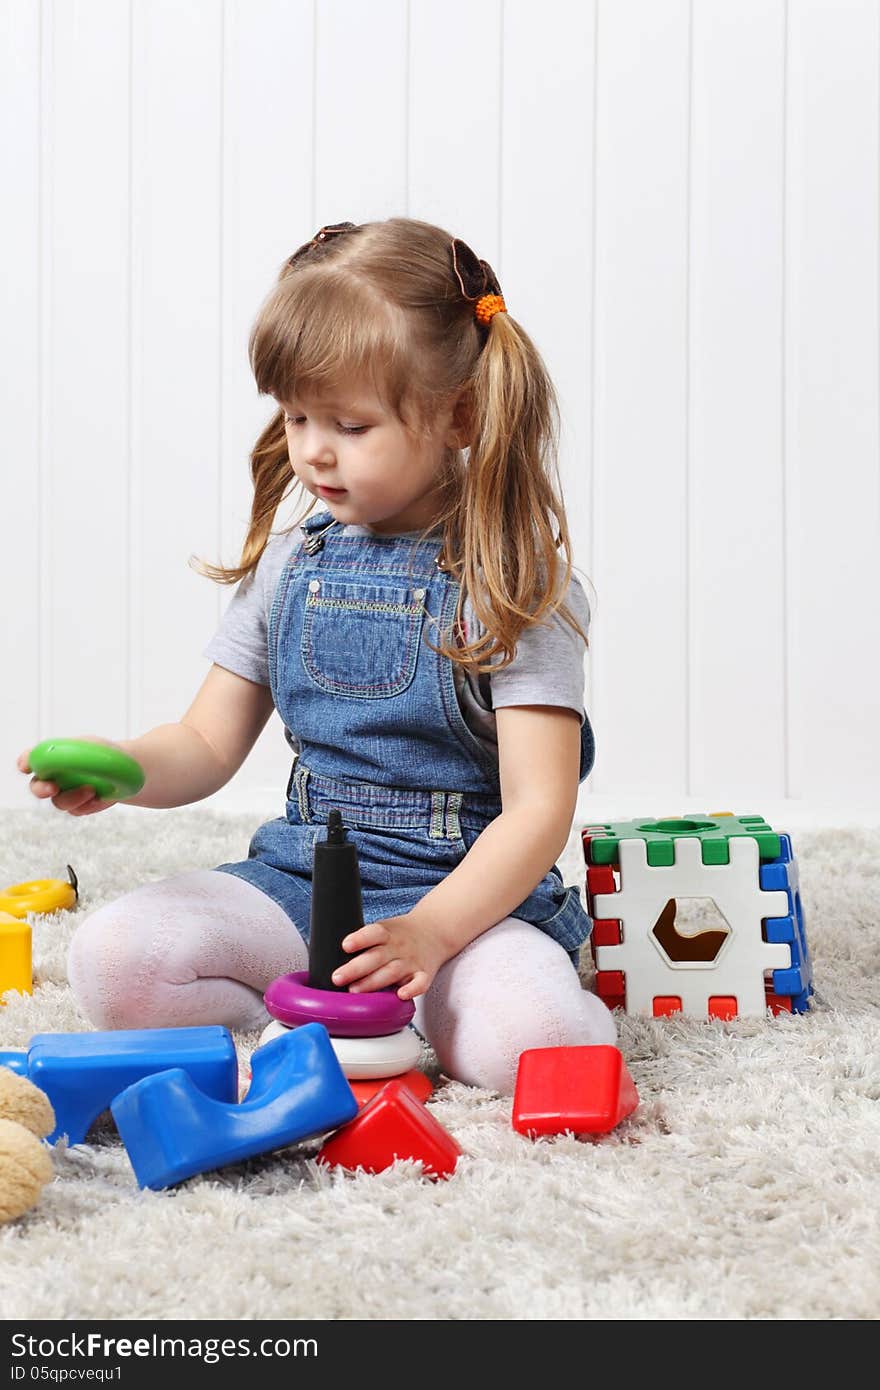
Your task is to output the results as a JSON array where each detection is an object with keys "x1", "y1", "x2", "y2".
[
  {"x1": 591, "y1": 919, "x2": 622, "y2": 947},
  {"x1": 595, "y1": 969, "x2": 626, "y2": 1000},
  {"x1": 316, "y1": 1077, "x2": 462, "y2": 1180},
  {"x1": 765, "y1": 990, "x2": 793, "y2": 1015},
  {"x1": 586, "y1": 865, "x2": 616, "y2": 898},
  {"x1": 708, "y1": 996, "x2": 738, "y2": 1020},
  {"x1": 594, "y1": 969, "x2": 626, "y2": 1010},
  {"x1": 652, "y1": 996, "x2": 683, "y2": 1017},
  {"x1": 512, "y1": 1045, "x2": 639, "y2": 1138}
]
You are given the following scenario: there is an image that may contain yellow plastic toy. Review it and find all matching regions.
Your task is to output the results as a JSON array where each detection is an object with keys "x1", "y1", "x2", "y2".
[
  {"x1": 0, "y1": 913, "x2": 32, "y2": 999},
  {"x1": 0, "y1": 865, "x2": 78, "y2": 919}
]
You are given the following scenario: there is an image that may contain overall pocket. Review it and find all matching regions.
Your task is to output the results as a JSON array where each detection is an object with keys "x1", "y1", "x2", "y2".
[{"x1": 301, "y1": 576, "x2": 426, "y2": 698}]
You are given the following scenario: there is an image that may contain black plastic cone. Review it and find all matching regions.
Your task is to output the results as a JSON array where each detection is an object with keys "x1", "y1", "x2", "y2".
[{"x1": 308, "y1": 809, "x2": 365, "y2": 991}]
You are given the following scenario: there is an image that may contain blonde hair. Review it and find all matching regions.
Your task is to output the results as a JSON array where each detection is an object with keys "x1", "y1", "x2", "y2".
[{"x1": 197, "y1": 216, "x2": 589, "y2": 674}]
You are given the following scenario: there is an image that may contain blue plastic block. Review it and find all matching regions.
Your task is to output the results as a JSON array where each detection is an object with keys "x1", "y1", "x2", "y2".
[
  {"x1": 768, "y1": 889, "x2": 813, "y2": 1008},
  {"x1": 111, "y1": 1022, "x2": 358, "y2": 1190},
  {"x1": 0, "y1": 1051, "x2": 28, "y2": 1075},
  {"x1": 791, "y1": 888, "x2": 814, "y2": 1009},
  {"x1": 772, "y1": 962, "x2": 809, "y2": 996},
  {"x1": 772, "y1": 939, "x2": 813, "y2": 996},
  {"x1": 760, "y1": 861, "x2": 791, "y2": 893},
  {"x1": 789, "y1": 987, "x2": 813, "y2": 1014},
  {"x1": 765, "y1": 915, "x2": 797, "y2": 943},
  {"x1": 770, "y1": 915, "x2": 813, "y2": 1002},
  {"x1": 25, "y1": 1026, "x2": 238, "y2": 1145},
  {"x1": 760, "y1": 841, "x2": 814, "y2": 1014}
]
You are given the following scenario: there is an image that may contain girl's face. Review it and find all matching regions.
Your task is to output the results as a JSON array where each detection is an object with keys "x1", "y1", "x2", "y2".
[{"x1": 280, "y1": 379, "x2": 459, "y2": 534}]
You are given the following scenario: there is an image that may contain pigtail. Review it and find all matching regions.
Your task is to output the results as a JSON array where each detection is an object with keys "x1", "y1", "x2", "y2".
[
  {"x1": 191, "y1": 407, "x2": 312, "y2": 585},
  {"x1": 430, "y1": 311, "x2": 589, "y2": 674}
]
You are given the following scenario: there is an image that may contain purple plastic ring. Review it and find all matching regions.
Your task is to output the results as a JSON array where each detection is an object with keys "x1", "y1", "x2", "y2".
[{"x1": 263, "y1": 971, "x2": 415, "y2": 1038}]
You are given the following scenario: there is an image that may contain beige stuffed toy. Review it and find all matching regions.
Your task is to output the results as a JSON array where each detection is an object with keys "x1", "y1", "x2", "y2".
[{"x1": 0, "y1": 1068, "x2": 55, "y2": 1223}]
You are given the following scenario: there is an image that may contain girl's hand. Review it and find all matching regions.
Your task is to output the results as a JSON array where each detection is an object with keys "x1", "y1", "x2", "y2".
[
  {"x1": 17, "y1": 739, "x2": 120, "y2": 817},
  {"x1": 332, "y1": 910, "x2": 453, "y2": 1000}
]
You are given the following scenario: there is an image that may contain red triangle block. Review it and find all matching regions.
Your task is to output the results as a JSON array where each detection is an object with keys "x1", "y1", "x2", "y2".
[
  {"x1": 316, "y1": 1076, "x2": 462, "y2": 1180},
  {"x1": 512, "y1": 1045, "x2": 639, "y2": 1138}
]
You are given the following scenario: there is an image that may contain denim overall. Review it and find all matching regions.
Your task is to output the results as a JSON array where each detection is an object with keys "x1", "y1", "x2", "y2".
[{"x1": 216, "y1": 509, "x2": 596, "y2": 964}]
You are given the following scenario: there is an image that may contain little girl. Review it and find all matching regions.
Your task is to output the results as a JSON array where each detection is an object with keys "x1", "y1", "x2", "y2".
[{"x1": 19, "y1": 216, "x2": 615, "y2": 1093}]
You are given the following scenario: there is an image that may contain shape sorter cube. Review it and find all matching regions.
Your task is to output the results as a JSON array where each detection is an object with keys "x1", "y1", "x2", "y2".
[{"x1": 581, "y1": 814, "x2": 814, "y2": 1021}]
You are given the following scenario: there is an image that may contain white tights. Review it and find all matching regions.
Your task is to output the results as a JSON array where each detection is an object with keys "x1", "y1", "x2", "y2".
[{"x1": 67, "y1": 869, "x2": 616, "y2": 1095}]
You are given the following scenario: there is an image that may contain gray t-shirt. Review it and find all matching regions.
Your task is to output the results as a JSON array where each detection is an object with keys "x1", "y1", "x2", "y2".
[{"x1": 203, "y1": 523, "x2": 591, "y2": 764}]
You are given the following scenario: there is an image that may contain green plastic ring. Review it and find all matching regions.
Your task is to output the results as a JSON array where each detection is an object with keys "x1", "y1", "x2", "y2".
[{"x1": 28, "y1": 739, "x2": 145, "y2": 802}]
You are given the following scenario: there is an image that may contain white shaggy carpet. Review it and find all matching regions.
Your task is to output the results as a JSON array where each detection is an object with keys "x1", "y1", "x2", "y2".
[{"x1": 0, "y1": 806, "x2": 878, "y2": 1322}]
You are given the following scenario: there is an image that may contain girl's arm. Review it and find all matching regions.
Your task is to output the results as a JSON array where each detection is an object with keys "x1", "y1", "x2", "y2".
[
  {"x1": 19, "y1": 665, "x2": 274, "y2": 814},
  {"x1": 120, "y1": 664, "x2": 275, "y2": 808},
  {"x1": 333, "y1": 704, "x2": 583, "y2": 997},
  {"x1": 410, "y1": 704, "x2": 582, "y2": 951}
]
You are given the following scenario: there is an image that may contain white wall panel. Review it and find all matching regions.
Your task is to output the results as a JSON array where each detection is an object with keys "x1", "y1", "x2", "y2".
[
  {"x1": 688, "y1": 0, "x2": 786, "y2": 800},
  {"x1": 214, "y1": 0, "x2": 316, "y2": 806},
  {"x1": 42, "y1": 0, "x2": 130, "y2": 744},
  {"x1": 2, "y1": 0, "x2": 879, "y2": 817},
  {"x1": 785, "y1": 0, "x2": 880, "y2": 802},
  {"x1": 590, "y1": 0, "x2": 691, "y2": 796},
  {"x1": 315, "y1": 0, "x2": 408, "y2": 221},
  {"x1": 0, "y1": 0, "x2": 40, "y2": 808},
  {"x1": 503, "y1": 1, "x2": 597, "y2": 671},
  {"x1": 408, "y1": 0, "x2": 501, "y2": 254},
  {"x1": 130, "y1": 0, "x2": 224, "y2": 734}
]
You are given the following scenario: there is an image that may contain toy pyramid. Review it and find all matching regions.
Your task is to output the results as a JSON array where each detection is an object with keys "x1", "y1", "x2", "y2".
[
  {"x1": 262, "y1": 811, "x2": 426, "y2": 1092},
  {"x1": 582, "y1": 813, "x2": 813, "y2": 1020}
]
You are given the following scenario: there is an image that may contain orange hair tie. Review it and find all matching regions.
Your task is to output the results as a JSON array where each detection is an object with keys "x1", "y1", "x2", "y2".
[{"x1": 474, "y1": 293, "x2": 506, "y2": 326}]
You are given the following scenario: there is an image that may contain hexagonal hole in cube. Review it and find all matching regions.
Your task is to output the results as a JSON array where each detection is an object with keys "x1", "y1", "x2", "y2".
[{"x1": 651, "y1": 897, "x2": 731, "y2": 963}]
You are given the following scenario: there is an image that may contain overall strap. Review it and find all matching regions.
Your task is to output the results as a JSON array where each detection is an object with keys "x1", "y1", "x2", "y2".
[{"x1": 299, "y1": 510, "x2": 340, "y2": 555}]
